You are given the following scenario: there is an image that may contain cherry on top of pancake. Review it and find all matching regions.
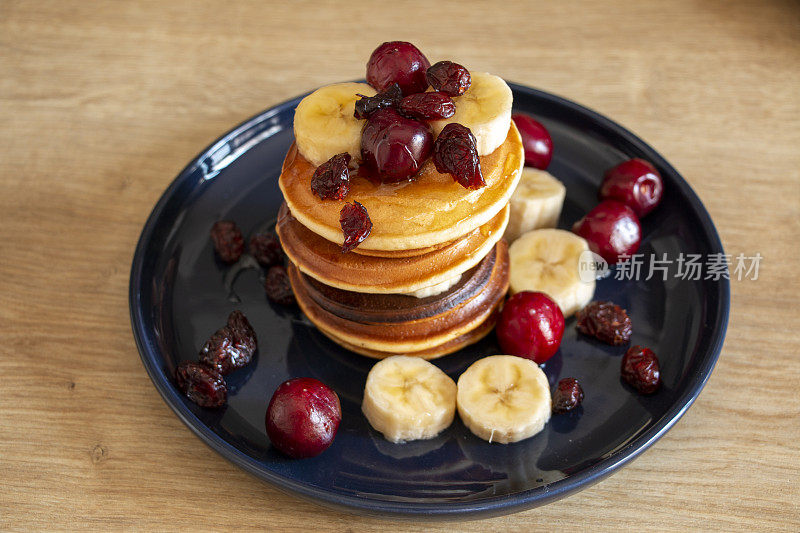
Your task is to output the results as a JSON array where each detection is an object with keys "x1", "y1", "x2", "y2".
[{"x1": 279, "y1": 122, "x2": 523, "y2": 252}]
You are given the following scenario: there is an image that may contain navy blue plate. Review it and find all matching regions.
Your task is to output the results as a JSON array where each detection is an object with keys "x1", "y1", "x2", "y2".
[{"x1": 130, "y1": 84, "x2": 729, "y2": 519}]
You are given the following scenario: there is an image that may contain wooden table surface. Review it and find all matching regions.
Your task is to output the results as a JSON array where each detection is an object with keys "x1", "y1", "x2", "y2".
[{"x1": 2, "y1": 1, "x2": 798, "y2": 530}]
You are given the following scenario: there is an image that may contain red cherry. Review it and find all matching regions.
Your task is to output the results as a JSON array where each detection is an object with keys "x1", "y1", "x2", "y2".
[
  {"x1": 600, "y1": 158, "x2": 663, "y2": 217},
  {"x1": 366, "y1": 41, "x2": 430, "y2": 95},
  {"x1": 512, "y1": 113, "x2": 553, "y2": 169},
  {"x1": 360, "y1": 107, "x2": 433, "y2": 183},
  {"x1": 265, "y1": 377, "x2": 341, "y2": 459},
  {"x1": 572, "y1": 201, "x2": 641, "y2": 264},
  {"x1": 496, "y1": 291, "x2": 565, "y2": 364}
]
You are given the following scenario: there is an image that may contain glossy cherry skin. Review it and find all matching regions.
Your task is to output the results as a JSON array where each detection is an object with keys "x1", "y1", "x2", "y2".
[
  {"x1": 265, "y1": 377, "x2": 341, "y2": 459},
  {"x1": 572, "y1": 200, "x2": 641, "y2": 264},
  {"x1": 366, "y1": 41, "x2": 430, "y2": 95},
  {"x1": 512, "y1": 113, "x2": 553, "y2": 169},
  {"x1": 360, "y1": 107, "x2": 433, "y2": 182},
  {"x1": 496, "y1": 291, "x2": 565, "y2": 364},
  {"x1": 600, "y1": 158, "x2": 663, "y2": 217}
]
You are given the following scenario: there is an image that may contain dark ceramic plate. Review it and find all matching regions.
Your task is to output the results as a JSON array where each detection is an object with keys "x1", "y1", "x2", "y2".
[{"x1": 130, "y1": 84, "x2": 729, "y2": 519}]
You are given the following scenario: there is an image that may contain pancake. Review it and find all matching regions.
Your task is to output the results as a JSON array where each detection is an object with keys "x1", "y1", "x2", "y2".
[
  {"x1": 279, "y1": 122, "x2": 523, "y2": 251},
  {"x1": 276, "y1": 202, "x2": 509, "y2": 294},
  {"x1": 288, "y1": 240, "x2": 509, "y2": 355},
  {"x1": 318, "y1": 313, "x2": 498, "y2": 360},
  {"x1": 302, "y1": 247, "x2": 497, "y2": 323},
  {"x1": 350, "y1": 240, "x2": 452, "y2": 258}
]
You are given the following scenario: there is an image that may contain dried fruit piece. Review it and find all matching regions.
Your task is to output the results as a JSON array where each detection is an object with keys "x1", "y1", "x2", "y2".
[
  {"x1": 576, "y1": 301, "x2": 632, "y2": 345},
  {"x1": 339, "y1": 201, "x2": 372, "y2": 253},
  {"x1": 210, "y1": 220, "x2": 244, "y2": 263},
  {"x1": 265, "y1": 265, "x2": 295, "y2": 305},
  {"x1": 426, "y1": 61, "x2": 471, "y2": 96},
  {"x1": 433, "y1": 123, "x2": 485, "y2": 189},
  {"x1": 621, "y1": 345, "x2": 661, "y2": 394},
  {"x1": 552, "y1": 378, "x2": 584, "y2": 414},
  {"x1": 399, "y1": 91, "x2": 456, "y2": 120},
  {"x1": 199, "y1": 310, "x2": 258, "y2": 375},
  {"x1": 311, "y1": 153, "x2": 351, "y2": 200},
  {"x1": 354, "y1": 83, "x2": 402, "y2": 120},
  {"x1": 249, "y1": 232, "x2": 284, "y2": 267},
  {"x1": 175, "y1": 361, "x2": 227, "y2": 408}
]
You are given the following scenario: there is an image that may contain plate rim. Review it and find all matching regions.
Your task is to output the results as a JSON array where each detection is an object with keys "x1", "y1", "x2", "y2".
[{"x1": 129, "y1": 82, "x2": 730, "y2": 519}]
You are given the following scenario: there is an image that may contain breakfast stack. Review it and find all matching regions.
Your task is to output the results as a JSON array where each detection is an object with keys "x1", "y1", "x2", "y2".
[{"x1": 276, "y1": 42, "x2": 524, "y2": 359}]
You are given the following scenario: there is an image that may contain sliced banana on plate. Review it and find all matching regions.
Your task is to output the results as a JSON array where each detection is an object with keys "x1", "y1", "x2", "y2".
[
  {"x1": 457, "y1": 355, "x2": 551, "y2": 444},
  {"x1": 508, "y1": 228, "x2": 595, "y2": 317},
  {"x1": 362, "y1": 355, "x2": 457, "y2": 443},
  {"x1": 431, "y1": 72, "x2": 513, "y2": 156},
  {"x1": 293, "y1": 82, "x2": 375, "y2": 167},
  {"x1": 504, "y1": 167, "x2": 566, "y2": 244}
]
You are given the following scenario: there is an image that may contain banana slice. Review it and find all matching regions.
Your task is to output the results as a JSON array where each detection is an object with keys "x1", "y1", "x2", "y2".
[
  {"x1": 504, "y1": 167, "x2": 566, "y2": 243},
  {"x1": 362, "y1": 355, "x2": 457, "y2": 443},
  {"x1": 456, "y1": 355, "x2": 551, "y2": 444},
  {"x1": 508, "y1": 229, "x2": 595, "y2": 317},
  {"x1": 293, "y1": 82, "x2": 376, "y2": 167},
  {"x1": 431, "y1": 72, "x2": 512, "y2": 156}
]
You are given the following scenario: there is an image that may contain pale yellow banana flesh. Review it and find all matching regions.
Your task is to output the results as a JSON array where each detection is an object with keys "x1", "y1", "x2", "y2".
[
  {"x1": 508, "y1": 228, "x2": 595, "y2": 317},
  {"x1": 456, "y1": 355, "x2": 551, "y2": 444},
  {"x1": 293, "y1": 82, "x2": 375, "y2": 167},
  {"x1": 362, "y1": 355, "x2": 457, "y2": 443},
  {"x1": 504, "y1": 167, "x2": 566, "y2": 244},
  {"x1": 431, "y1": 72, "x2": 513, "y2": 156}
]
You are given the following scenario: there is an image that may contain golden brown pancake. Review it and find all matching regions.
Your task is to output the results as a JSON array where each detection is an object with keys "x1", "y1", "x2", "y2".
[
  {"x1": 279, "y1": 123, "x2": 523, "y2": 251},
  {"x1": 350, "y1": 240, "x2": 452, "y2": 258},
  {"x1": 317, "y1": 314, "x2": 498, "y2": 360},
  {"x1": 288, "y1": 240, "x2": 509, "y2": 355},
  {"x1": 276, "y1": 202, "x2": 508, "y2": 294}
]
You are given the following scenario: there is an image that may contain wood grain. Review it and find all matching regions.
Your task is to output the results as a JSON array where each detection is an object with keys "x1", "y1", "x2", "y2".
[{"x1": 1, "y1": 0, "x2": 798, "y2": 530}]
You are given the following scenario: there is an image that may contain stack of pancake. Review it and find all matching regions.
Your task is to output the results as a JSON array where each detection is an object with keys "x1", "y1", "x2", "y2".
[{"x1": 276, "y1": 123, "x2": 524, "y2": 359}]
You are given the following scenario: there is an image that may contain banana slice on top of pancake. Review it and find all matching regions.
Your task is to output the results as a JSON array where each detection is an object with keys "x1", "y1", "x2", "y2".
[{"x1": 293, "y1": 82, "x2": 375, "y2": 167}]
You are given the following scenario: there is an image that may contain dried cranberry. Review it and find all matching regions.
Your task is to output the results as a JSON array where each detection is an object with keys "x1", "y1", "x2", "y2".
[
  {"x1": 576, "y1": 301, "x2": 632, "y2": 345},
  {"x1": 621, "y1": 345, "x2": 661, "y2": 394},
  {"x1": 311, "y1": 153, "x2": 351, "y2": 200},
  {"x1": 339, "y1": 201, "x2": 372, "y2": 253},
  {"x1": 552, "y1": 378, "x2": 584, "y2": 414},
  {"x1": 199, "y1": 310, "x2": 257, "y2": 375},
  {"x1": 354, "y1": 83, "x2": 402, "y2": 120},
  {"x1": 249, "y1": 232, "x2": 284, "y2": 267},
  {"x1": 426, "y1": 61, "x2": 471, "y2": 96},
  {"x1": 175, "y1": 362, "x2": 227, "y2": 408},
  {"x1": 433, "y1": 123, "x2": 485, "y2": 190},
  {"x1": 210, "y1": 220, "x2": 244, "y2": 263},
  {"x1": 399, "y1": 92, "x2": 455, "y2": 120},
  {"x1": 265, "y1": 265, "x2": 295, "y2": 305}
]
